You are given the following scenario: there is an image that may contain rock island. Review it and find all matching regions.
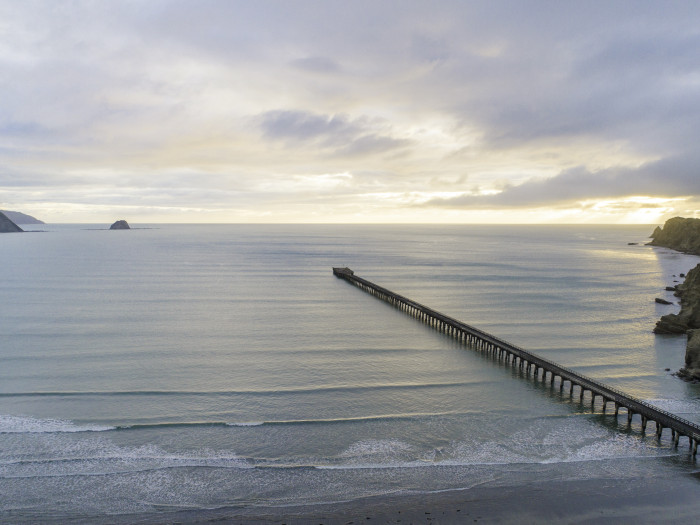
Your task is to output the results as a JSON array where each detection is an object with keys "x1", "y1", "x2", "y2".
[{"x1": 109, "y1": 220, "x2": 130, "y2": 230}]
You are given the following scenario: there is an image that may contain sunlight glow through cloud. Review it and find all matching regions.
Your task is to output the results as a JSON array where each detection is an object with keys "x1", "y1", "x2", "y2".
[{"x1": 1, "y1": 1, "x2": 699, "y2": 223}]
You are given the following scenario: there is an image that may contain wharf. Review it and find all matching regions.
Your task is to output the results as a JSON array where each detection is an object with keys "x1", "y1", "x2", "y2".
[{"x1": 333, "y1": 267, "x2": 700, "y2": 454}]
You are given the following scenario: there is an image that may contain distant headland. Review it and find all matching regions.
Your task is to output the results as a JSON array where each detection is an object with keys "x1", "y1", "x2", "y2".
[
  {"x1": 648, "y1": 216, "x2": 700, "y2": 255},
  {"x1": 650, "y1": 217, "x2": 700, "y2": 380},
  {"x1": 0, "y1": 210, "x2": 44, "y2": 225},
  {"x1": 0, "y1": 211, "x2": 23, "y2": 233}
]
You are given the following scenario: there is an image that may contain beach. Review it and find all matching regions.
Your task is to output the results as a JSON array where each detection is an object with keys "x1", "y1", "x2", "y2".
[{"x1": 71, "y1": 475, "x2": 700, "y2": 524}]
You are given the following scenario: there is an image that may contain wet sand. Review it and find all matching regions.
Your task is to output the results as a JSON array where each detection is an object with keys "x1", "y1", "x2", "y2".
[{"x1": 106, "y1": 473, "x2": 700, "y2": 524}]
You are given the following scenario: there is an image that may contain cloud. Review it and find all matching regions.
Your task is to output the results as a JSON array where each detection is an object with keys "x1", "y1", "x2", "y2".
[
  {"x1": 258, "y1": 110, "x2": 411, "y2": 157},
  {"x1": 423, "y1": 153, "x2": 700, "y2": 209},
  {"x1": 291, "y1": 56, "x2": 341, "y2": 73},
  {"x1": 0, "y1": 121, "x2": 48, "y2": 136},
  {"x1": 2, "y1": 1, "x2": 700, "y2": 222},
  {"x1": 259, "y1": 111, "x2": 359, "y2": 142}
]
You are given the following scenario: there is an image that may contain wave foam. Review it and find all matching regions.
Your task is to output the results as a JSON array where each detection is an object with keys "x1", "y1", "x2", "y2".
[
  {"x1": 319, "y1": 416, "x2": 676, "y2": 471},
  {"x1": 0, "y1": 414, "x2": 115, "y2": 434},
  {"x1": 0, "y1": 435, "x2": 252, "y2": 479}
]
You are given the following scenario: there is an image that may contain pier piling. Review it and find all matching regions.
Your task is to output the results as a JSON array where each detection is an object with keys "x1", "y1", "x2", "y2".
[{"x1": 333, "y1": 267, "x2": 700, "y2": 455}]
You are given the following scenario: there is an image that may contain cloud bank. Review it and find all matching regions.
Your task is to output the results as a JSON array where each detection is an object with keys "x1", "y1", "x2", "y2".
[{"x1": 1, "y1": 0, "x2": 699, "y2": 222}]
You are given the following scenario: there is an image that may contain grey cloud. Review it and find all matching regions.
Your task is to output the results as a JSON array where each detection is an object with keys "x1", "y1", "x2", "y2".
[
  {"x1": 4, "y1": 1, "x2": 700, "y2": 221},
  {"x1": 291, "y1": 56, "x2": 341, "y2": 73},
  {"x1": 336, "y1": 135, "x2": 411, "y2": 157},
  {"x1": 371, "y1": 4, "x2": 700, "y2": 157},
  {"x1": 259, "y1": 110, "x2": 410, "y2": 157},
  {"x1": 0, "y1": 167, "x2": 93, "y2": 188},
  {"x1": 259, "y1": 111, "x2": 359, "y2": 142},
  {"x1": 410, "y1": 35, "x2": 450, "y2": 64},
  {"x1": 423, "y1": 153, "x2": 700, "y2": 209},
  {"x1": 0, "y1": 121, "x2": 49, "y2": 136}
]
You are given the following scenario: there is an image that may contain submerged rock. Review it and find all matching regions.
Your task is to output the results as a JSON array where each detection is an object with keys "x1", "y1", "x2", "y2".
[
  {"x1": 648, "y1": 217, "x2": 700, "y2": 255},
  {"x1": 109, "y1": 220, "x2": 130, "y2": 230},
  {"x1": 0, "y1": 211, "x2": 23, "y2": 233}
]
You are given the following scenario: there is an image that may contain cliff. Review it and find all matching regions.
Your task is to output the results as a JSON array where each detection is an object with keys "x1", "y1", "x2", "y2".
[
  {"x1": 655, "y1": 263, "x2": 700, "y2": 334},
  {"x1": 0, "y1": 210, "x2": 44, "y2": 224},
  {"x1": 650, "y1": 217, "x2": 700, "y2": 379},
  {"x1": 678, "y1": 329, "x2": 700, "y2": 381},
  {"x1": 0, "y1": 211, "x2": 23, "y2": 233},
  {"x1": 648, "y1": 216, "x2": 700, "y2": 255}
]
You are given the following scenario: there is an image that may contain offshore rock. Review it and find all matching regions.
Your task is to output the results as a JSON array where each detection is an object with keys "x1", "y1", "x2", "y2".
[
  {"x1": 0, "y1": 211, "x2": 23, "y2": 233},
  {"x1": 677, "y1": 330, "x2": 700, "y2": 381},
  {"x1": 655, "y1": 298, "x2": 673, "y2": 305},
  {"x1": 109, "y1": 220, "x2": 130, "y2": 230},
  {"x1": 648, "y1": 217, "x2": 700, "y2": 255},
  {"x1": 654, "y1": 263, "x2": 700, "y2": 334}
]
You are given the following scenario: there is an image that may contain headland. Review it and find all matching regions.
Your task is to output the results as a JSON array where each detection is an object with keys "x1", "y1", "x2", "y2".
[
  {"x1": 0, "y1": 211, "x2": 23, "y2": 232},
  {"x1": 649, "y1": 217, "x2": 700, "y2": 255},
  {"x1": 650, "y1": 217, "x2": 700, "y2": 380}
]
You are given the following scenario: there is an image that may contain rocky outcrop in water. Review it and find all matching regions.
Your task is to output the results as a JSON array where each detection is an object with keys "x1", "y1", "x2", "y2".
[
  {"x1": 677, "y1": 330, "x2": 700, "y2": 381},
  {"x1": 109, "y1": 220, "x2": 130, "y2": 230},
  {"x1": 0, "y1": 211, "x2": 23, "y2": 233},
  {"x1": 654, "y1": 263, "x2": 700, "y2": 334},
  {"x1": 648, "y1": 217, "x2": 700, "y2": 255},
  {"x1": 650, "y1": 218, "x2": 700, "y2": 379}
]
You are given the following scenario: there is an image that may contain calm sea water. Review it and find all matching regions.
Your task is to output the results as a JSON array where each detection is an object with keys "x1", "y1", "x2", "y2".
[{"x1": 1, "y1": 224, "x2": 699, "y2": 522}]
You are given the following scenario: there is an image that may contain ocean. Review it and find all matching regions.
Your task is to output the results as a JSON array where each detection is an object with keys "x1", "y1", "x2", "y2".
[{"x1": 1, "y1": 224, "x2": 699, "y2": 522}]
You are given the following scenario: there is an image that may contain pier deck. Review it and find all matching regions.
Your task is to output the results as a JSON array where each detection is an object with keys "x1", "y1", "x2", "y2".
[{"x1": 333, "y1": 267, "x2": 700, "y2": 454}]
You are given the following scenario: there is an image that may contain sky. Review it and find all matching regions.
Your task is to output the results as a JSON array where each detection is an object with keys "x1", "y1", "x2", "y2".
[{"x1": 1, "y1": 0, "x2": 700, "y2": 224}]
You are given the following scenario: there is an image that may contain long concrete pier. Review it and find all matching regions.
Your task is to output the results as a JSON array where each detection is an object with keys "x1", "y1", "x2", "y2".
[{"x1": 333, "y1": 267, "x2": 700, "y2": 455}]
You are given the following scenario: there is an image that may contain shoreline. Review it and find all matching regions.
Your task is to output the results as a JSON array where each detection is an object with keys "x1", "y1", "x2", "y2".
[{"x1": 61, "y1": 474, "x2": 700, "y2": 524}]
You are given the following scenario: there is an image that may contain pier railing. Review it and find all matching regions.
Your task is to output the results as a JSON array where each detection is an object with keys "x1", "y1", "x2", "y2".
[{"x1": 333, "y1": 267, "x2": 700, "y2": 454}]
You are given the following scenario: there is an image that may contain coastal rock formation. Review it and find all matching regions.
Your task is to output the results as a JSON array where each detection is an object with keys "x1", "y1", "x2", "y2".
[
  {"x1": 0, "y1": 210, "x2": 44, "y2": 224},
  {"x1": 660, "y1": 262, "x2": 700, "y2": 380},
  {"x1": 654, "y1": 263, "x2": 700, "y2": 334},
  {"x1": 648, "y1": 217, "x2": 700, "y2": 255},
  {"x1": 0, "y1": 211, "x2": 23, "y2": 233},
  {"x1": 677, "y1": 330, "x2": 700, "y2": 381},
  {"x1": 109, "y1": 220, "x2": 130, "y2": 230}
]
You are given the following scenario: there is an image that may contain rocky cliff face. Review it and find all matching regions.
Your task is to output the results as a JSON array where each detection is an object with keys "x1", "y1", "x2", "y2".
[
  {"x1": 650, "y1": 217, "x2": 700, "y2": 380},
  {"x1": 648, "y1": 216, "x2": 700, "y2": 255},
  {"x1": 655, "y1": 263, "x2": 700, "y2": 334},
  {"x1": 0, "y1": 211, "x2": 23, "y2": 233},
  {"x1": 678, "y1": 329, "x2": 700, "y2": 381}
]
